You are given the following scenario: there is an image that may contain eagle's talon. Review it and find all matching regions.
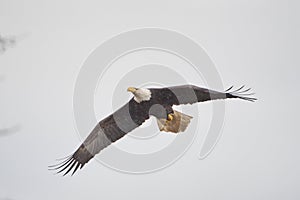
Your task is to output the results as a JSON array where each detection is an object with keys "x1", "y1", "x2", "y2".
[{"x1": 167, "y1": 113, "x2": 174, "y2": 121}]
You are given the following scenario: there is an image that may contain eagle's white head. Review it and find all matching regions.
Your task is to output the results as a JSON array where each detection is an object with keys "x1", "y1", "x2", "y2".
[{"x1": 127, "y1": 87, "x2": 152, "y2": 103}]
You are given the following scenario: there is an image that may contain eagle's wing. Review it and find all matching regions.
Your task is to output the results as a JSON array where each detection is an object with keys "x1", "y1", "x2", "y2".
[
  {"x1": 49, "y1": 99, "x2": 150, "y2": 176},
  {"x1": 162, "y1": 85, "x2": 256, "y2": 105}
]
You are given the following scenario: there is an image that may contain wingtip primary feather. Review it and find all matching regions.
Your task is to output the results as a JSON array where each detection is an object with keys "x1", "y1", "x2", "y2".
[
  {"x1": 225, "y1": 85, "x2": 234, "y2": 92},
  {"x1": 49, "y1": 154, "x2": 83, "y2": 176},
  {"x1": 225, "y1": 86, "x2": 257, "y2": 102}
]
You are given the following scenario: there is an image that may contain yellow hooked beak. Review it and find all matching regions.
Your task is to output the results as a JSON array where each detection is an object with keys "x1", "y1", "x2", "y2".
[{"x1": 127, "y1": 87, "x2": 137, "y2": 93}]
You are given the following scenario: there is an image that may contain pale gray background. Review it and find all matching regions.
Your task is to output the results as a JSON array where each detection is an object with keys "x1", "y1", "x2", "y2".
[{"x1": 0, "y1": 0, "x2": 299, "y2": 199}]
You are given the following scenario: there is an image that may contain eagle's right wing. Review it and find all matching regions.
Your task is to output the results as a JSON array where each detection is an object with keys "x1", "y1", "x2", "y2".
[{"x1": 49, "y1": 99, "x2": 150, "y2": 176}]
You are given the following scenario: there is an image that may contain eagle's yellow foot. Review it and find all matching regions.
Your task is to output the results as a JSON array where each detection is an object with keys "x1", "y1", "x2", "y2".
[{"x1": 167, "y1": 113, "x2": 174, "y2": 121}]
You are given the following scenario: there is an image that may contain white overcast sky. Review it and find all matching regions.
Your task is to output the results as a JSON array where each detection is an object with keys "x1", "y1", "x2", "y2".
[{"x1": 0, "y1": 0, "x2": 299, "y2": 200}]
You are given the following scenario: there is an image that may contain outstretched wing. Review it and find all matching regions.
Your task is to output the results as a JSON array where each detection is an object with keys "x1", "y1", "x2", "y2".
[
  {"x1": 155, "y1": 85, "x2": 256, "y2": 106},
  {"x1": 49, "y1": 99, "x2": 150, "y2": 176}
]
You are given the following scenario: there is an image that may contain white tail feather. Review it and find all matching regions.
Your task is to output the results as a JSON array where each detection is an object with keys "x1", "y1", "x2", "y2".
[{"x1": 156, "y1": 110, "x2": 193, "y2": 133}]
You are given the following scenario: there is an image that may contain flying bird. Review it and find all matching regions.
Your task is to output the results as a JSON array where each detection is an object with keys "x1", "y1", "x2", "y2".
[{"x1": 49, "y1": 85, "x2": 256, "y2": 175}]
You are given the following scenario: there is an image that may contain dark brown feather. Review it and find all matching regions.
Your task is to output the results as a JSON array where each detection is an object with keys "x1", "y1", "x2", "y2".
[{"x1": 49, "y1": 98, "x2": 150, "y2": 176}]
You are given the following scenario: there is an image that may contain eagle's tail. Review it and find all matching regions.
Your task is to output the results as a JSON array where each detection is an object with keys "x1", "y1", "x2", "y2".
[{"x1": 156, "y1": 110, "x2": 193, "y2": 133}]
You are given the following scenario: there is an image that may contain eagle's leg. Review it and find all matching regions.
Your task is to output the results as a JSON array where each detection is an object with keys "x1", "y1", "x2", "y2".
[
  {"x1": 156, "y1": 110, "x2": 193, "y2": 133},
  {"x1": 164, "y1": 105, "x2": 174, "y2": 121}
]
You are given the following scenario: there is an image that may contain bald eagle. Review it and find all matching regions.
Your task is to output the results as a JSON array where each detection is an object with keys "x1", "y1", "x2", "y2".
[{"x1": 49, "y1": 85, "x2": 256, "y2": 175}]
